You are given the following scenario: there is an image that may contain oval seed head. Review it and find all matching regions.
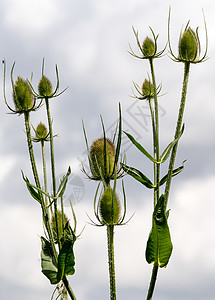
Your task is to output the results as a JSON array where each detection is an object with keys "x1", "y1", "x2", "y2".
[
  {"x1": 38, "y1": 75, "x2": 53, "y2": 97},
  {"x1": 13, "y1": 76, "x2": 34, "y2": 112},
  {"x1": 99, "y1": 186, "x2": 121, "y2": 225},
  {"x1": 142, "y1": 36, "x2": 156, "y2": 57},
  {"x1": 178, "y1": 27, "x2": 199, "y2": 62},
  {"x1": 142, "y1": 79, "x2": 154, "y2": 99},
  {"x1": 35, "y1": 122, "x2": 48, "y2": 140},
  {"x1": 51, "y1": 210, "x2": 69, "y2": 243},
  {"x1": 89, "y1": 138, "x2": 116, "y2": 178}
]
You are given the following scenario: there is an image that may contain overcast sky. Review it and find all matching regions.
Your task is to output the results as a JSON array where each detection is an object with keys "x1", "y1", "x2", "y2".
[{"x1": 0, "y1": 0, "x2": 215, "y2": 300}]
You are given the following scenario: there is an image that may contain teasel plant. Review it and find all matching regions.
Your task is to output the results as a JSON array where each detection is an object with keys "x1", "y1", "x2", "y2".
[
  {"x1": 3, "y1": 60, "x2": 78, "y2": 300},
  {"x1": 82, "y1": 103, "x2": 129, "y2": 300},
  {"x1": 122, "y1": 8, "x2": 208, "y2": 300}
]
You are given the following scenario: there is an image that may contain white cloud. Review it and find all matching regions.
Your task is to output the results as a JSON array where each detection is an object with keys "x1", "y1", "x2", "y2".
[
  {"x1": 0, "y1": 155, "x2": 16, "y2": 184},
  {"x1": 2, "y1": 0, "x2": 60, "y2": 36}
]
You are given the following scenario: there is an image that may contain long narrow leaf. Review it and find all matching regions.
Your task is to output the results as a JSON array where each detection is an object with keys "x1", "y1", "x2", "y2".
[
  {"x1": 124, "y1": 131, "x2": 157, "y2": 163},
  {"x1": 113, "y1": 103, "x2": 122, "y2": 171},
  {"x1": 159, "y1": 160, "x2": 186, "y2": 186},
  {"x1": 145, "y1": 195, "x2": 173, "y2": 268},
  {"x1": 56, "y1": 166, "x2": 71, "y2": 198},
  {"x1": 21, "y1": 171, "x2": 41, "y2": 204},
  {"x1": 121, "y1": 163, "x2": 154, "y2": 189},
  {"x1": 159, "y1": 124, "x2": 185, "y2": 163}
]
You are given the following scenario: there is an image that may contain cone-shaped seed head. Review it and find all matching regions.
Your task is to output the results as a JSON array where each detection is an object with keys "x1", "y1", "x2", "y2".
[
  {"x1": 35, "y1": 122, "x2": 48, "y2": 140},
  {"x1": 142, "y1": 79, "x2": 154, "y2": 99},
  {"x1": 142, "y1": 36, "x2": 156, "y2": 57},
  {"x1": 38, "y1": 75, "x2": 53, "y2": 97},
  {"x1": 51, "y1": 210, "x2": 69, "y2": 243},
  {"x1": 89, "y1": 138, "x2": 116, "y2": 178},
  {"x1": 178, "y1": 27, "x2": 199, "y2": 62},
  {"x1": 99, "y1": 186, "x2": 121, "y2": 225},
  {"x1": 13, "y1": 77, "x2": 34, "y2": 111}
]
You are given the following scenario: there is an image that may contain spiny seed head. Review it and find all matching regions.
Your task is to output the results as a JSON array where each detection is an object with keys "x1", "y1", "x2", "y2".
[
  {"x1": 35, "y1": 122, "x2": 48, "y2": 140},
  {"x1": 51, "y1": 210, "x2": 69, "y2": 243},
  {"x1": 178, "y1": 27, "x2": 199, "y2": 62},
  {"x1": 89, "y1": 138, "x2": 116, "y2": 178},
  {"x1": 99, "y1": 186, "x2": 121, "y2": 225},
  {"x1": 38, "y1": 75, "x2": 53, "y2": 97},
  {"x1": 142, "y1": 36, "x2": 156, "y2": 57},
  {"x1": 13, "y1": 76, "x2": 34, "y2": 111},
  {"x1": 142, "y1": 79, "x2": 154, "y2": 99}
]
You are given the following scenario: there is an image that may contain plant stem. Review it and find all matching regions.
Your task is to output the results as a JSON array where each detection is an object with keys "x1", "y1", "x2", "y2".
[
  {"x1": 45, "y1": 98, "x2": 60, "y2": 247},
  {"x1": 44, "y1": 99, "x2": 76, "y2": 299},
  {"x1": 107, "y1": 225, "x2": 116, "y2": 300},
  {"x1": 45, "y1": 98, "x2": 57, "y2": 197},
  {"x1": 62, "y1": 277, "x2": 77, "y2": 300},
  {"x1": 149, "y1": 58, "x2": 160, "y2": 206},
  {"x1": 148, "y1": 99, "x2": 157, "y2": 207},
  {"x1": 41, "y1": 140, "x2": 50, "y2": 208},
  {"x1": 146, "y1": 263, "x2": 159, "y2": 300},
  {"x1": 146, "y1": 59, "x2": 160, "y2": 300},
  {"x1": 24, "y1": 112, "x2": 57, "y2": 263},
  {"x1": 164, "y1": 62, "x2": 190, "y2": 210}
]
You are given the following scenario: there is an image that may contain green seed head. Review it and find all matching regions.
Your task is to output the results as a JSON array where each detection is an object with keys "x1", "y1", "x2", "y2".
[
  {"x1": 89, "y1": 138, "x2": 116, "y2": 178},
  {"x1": 178, "y1": 27, "x2": 199, "y2": 62},
  {"x1": 142, "y1": 36, "x2": 156, "y2": 57},
  {"x1": 13, "y1": 76, "x2": 34, "y2": 112},
  {"x1": 51, "y1": 210, "x2": 69, "y2": 243},
  {"x1": 35, "y1": 122, "x2": 48, "y2": 140},
  {"x1": 99, "y1": 186, "x2": 121, "y2": 225},
  {"x1": 142, "y1": 79, "x2": 154, "y2": 99},
  {"x1": 38, "y1": 75, "x2": 53, "y2": 97}
]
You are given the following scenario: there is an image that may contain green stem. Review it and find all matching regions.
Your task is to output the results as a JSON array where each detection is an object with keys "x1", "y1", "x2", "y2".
[
  {"x1": 24, "y1": 112, "x2": 57, "y2": 263},
  {"x1": 45, "y1": 98, "x2": 60, "y2": 247},
  {"x1": 146, "y1": 59, "x2": 160, "y2": 300},
  {"x1": 146, "y1": 263, "x2": 159, "y2": 300},
  {"x1": 148, "y1": 99, "x2": 157, "y2": 207},
  {"x1": 149, "y1": 58, "x2": 160, "y2": 206},
  {"x1": 107, "y1": 225, "x2": 116, "y2": 300},
  {"x1": 41, "y1": 140, "x2": 50, "y2": 208},
  {"x1": 164, "y1": 62, "x2": 190, "y2": 210},
  {"x1": 62, "y1": 277, "x2": 77, "y2": 300},
  {"x1": 45, "y1": 98, "x2": 57, "y2": 197},
  {"x1": 44, "y1": 99, "x2": 76, "y2": 299}
]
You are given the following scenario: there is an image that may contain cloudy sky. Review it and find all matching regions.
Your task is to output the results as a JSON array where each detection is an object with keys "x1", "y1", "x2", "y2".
[{"x1": 0, "y1": 0, "x2": 215, "y2": 299}]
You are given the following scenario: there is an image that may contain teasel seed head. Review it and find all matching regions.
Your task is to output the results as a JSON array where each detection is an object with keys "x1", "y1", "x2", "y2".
[{"x1": 99, "y1": 186, "x2": 121, "y2": 225}]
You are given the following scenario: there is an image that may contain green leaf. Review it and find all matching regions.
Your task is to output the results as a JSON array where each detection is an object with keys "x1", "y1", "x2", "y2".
[
  {"x1": 145, "y1": 195, "x2": 173, "y2": 268},
  {"x1": 57, "y1": 223, "x2": 76, "y2": 281},
  {"x1": 41, "y1": 237, "x2": 59, "y2": 284},
  {"x1": 56, "y1": 166, "x2": 71, "y2": 198},
  {"x1": 121, "y1": 163, "x2": 154, "y2": 189},
  {"x1": 22, "y1": 171, "x2": 51, "y2": 200},
  {"x1": 159, "y1": 160, "x2": 186, "y2": 186},
  {"x1": 159, "y1": 124, "x2": 185, "y2": 163},
  {"x1": 21, "y1": 171, "x2": 41, "y2": 204},
  {"x1": 124, "y1": 131, "x2": 157, "y2": 163},
  {"x1": 113, "y1": 103, "x2": 122, "y2": 171}
]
